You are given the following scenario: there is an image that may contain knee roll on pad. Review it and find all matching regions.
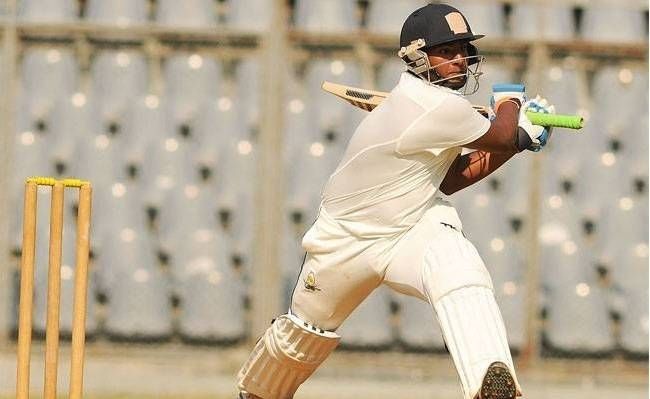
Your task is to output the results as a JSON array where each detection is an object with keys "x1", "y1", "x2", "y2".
[{"x1": 237, "y1": 313, "x2": 341, "y2": 399}]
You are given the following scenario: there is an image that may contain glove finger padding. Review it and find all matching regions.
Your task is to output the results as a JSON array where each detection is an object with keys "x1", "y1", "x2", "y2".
[{"x1": 519, "y1": 95, "x2": 555, "y2": 152}]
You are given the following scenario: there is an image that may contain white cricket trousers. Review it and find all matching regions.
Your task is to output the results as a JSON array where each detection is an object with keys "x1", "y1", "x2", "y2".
[{"x1": 291, "y1": 206, "x2": 522, "y2": 399}]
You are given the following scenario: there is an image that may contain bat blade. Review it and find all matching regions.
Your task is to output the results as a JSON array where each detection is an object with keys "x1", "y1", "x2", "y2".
[
  {"x1": 321, "y1": 80, "x2": 489, "y2": 115},
  {"x1": 321, "y1": 81, "x2": 387, "y2": 112}
]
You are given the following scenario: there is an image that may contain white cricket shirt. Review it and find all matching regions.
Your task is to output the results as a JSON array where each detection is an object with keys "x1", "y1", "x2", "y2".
[{"x1": 303, "y1": 72, "x2": 489, "y2": 256}]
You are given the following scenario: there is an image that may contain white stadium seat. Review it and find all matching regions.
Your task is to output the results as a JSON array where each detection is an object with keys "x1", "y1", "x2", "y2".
[
  {"x1": 280, "y1": 216, "x2": 306, "y2": 310},
  {"x1": 96, "y1": 181, "x2": 173, "y2": 340},
  {"x1": 163, "y1": 53, "x2": 222, "y2": 132},
  {"x1": 47, "y1": 93, "x2": 94, "y2": 177},
  {"x1": 294, "y1": 0, "x2": 359, "y2": 33},
  {"x1": 510, "y1": 4, "x2": 575, "y2": 40},
  {"x1": 85, "y1": 0, "x2": 148, "y2": 25},
  {"x1": 234, "y1": 58, "x2": 261, "y2": 137},
  {"x1": 377, "y1": 59, "x2": 405, "y2": 92},
  {"x1": 227, "y1": 0, "x2": 273, "y2": 31},
  {"x1": 366, "y1": 0, "x2": 427, "y2": 35},
  {"x1": 20, "y1": 0, "x2": 77, "y2": 22},
  {"x1": 121, "y1": 95, "x2": 168, "y2": 178},
  {"x1": 338, "y1": 287, "x2": 393, "y2": 349},
  {"x1": 140, "y1": 128, "x2": 196, "y2": 216},
  {"x1": 465, "y1": 59, "x2": 516, "y2": 109},
  {"x1": 90, "y1": 50, "x2": 148, "y2": 125},
  {"x1": 156, "y1": 0, "x2": 216, "y2": 28},
  {"x1": 304, "y1": 58, "x2": 362, "y2": 141},
  {"x1": 480, "y1": 234, "x2": 527, "y2": 350},
  {"x1": 396, "y1": 294, "x2": 446, "y2": 350},
  {"x1": 158, "y1": 183, "x2": 245, "y2": 342},
  {"x1": 450, "y1": 0, "x2": 505, "y2": 38},
  {"x1": 21, "y1": 48, "x2": 78, "y2": 116},
  {"x1": 542, "y1": 242, "x2": 614, "y2": 354},
  {"x1": 581, "y1": 4, "x2": 646, "y2": 43}
]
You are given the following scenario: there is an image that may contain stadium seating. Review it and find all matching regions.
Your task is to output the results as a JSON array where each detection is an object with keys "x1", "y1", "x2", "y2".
[
  {"x1": 395, "y1": 294, "x2": 446, "y2": 351},
  {"x1": 365, "y1": 0, "x2": 427, "y2": 35},
  {"x1": 581, "y1": 4, "x2": 647, "y2": 43},
  {"x1": 216, "y1": 136, "x2": 257, "y2": 272},
  {"x1": 234, "y1": 58, "x2": 261, "y2": 138},
  {"x1": 156, "y1": 0, "x2": 216, "y2": 28},
  {"x1": 542, "y1": 240, "x2": 615, "y2": 354},
  {"x1": 97, "y1": 181, "x2": 173, "y2": 340},
  {"x1": 139, "y1": 123, "x2": 196, "y2": 219},
  {"x1": 304, "y1": 58, "x2": 362, "y2": 144},
  {"x1": 85, "y1": 0, "x2": 148, "y2": 25},
  {"x1": 290, "y1": 58, "x2": 363, "y2": 220},
  {"x1": 377, "y1": 59, "x2": 405, "y2": 92},
  {"x1": 163, "y1": 54, "x2": 222, "y2": 136},
  {"x1": 193, "y1": 98, "x2": 239, "y2": 179},
  {"x1": 121, "y1": 95, "x2": 168, "y2": 179},
  {"x1": 615, "y1": 240, "x2": 649, "y2": 355},
  {"x1": 510, "y1": 4, "x2": 575, "y2": 40},
  {"x1": 21, "y1": 48, "x2": 78, "y2": 115},
  {"x1": 20, "y1": 0, "x2": 77, "y2": 22},
  {"x1": 90, "y1": 50, "x2": 148, "y2": 127},
  {"x1": 591, "y1": 65, "x2": 648, "y2": 142},
  {"x1": 450, "y1": 0, "x2": 505, "y2": 37},
  {"x1": 47, "y1": 94, "x2": 93, "y2": 178},
  {"x1": 479, "y1": 234, "x2": 527, "y2": 350},
  {"x1": 293, "y1": 0, "x2": 359, "y2": 32},
  {"x1": 226, "y1": 0, "x2": 273, "y2": 31},
  {"x1": 338, "y1": 287, "x2": 393, "y2": 349},
  {"x1": 280, "y1": 216, "x2": 306, "y2": 310},
  {"x1": 284, "y1": 93, "x2": 318, "y2": 222},
  {"x1": 540, "y1": 216, "x2": 615, "y2": 354},
  {"x1": 465, "y1": 59, "x2": 515, "y2": 105},
  {"x1": 16, "y1": 48, "x2": 79, "y2": 196},
  {"x1": 158, "y1": 182, "x2": 245, "y2": 342}
]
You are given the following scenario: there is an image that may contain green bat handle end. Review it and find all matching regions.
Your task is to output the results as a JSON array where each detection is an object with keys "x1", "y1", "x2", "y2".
[{"x1": 526, "y1": 111, "x2": 584, "y2": 130}]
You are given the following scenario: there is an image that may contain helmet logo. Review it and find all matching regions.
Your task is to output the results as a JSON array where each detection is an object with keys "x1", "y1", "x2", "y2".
[{"x1": 445, "y1": 12, "x2": 468, "y2": 34}]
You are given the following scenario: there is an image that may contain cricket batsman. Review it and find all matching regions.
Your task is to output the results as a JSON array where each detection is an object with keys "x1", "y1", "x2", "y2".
[{"x1": 237, "y1": 3, "x2": 555, "y2": 399}]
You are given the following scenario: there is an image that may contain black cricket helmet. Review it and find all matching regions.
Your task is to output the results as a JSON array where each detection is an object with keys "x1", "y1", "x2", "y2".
[{"x1": 398, "y1": 3, "x2": 485, "y2": 93}]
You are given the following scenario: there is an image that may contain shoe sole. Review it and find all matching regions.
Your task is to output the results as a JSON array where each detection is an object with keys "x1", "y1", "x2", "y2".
[{"x1": 479, "y1": 361, "x2": 517, "y2": 399}]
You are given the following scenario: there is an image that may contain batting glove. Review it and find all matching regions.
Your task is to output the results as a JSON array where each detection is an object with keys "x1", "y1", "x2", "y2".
[
  {"x1": 490, "y1": 83, "x2": 527, "y2": 118},
  {"x1": 519, "y1": 95, "x2": 556, "y2": 152}
]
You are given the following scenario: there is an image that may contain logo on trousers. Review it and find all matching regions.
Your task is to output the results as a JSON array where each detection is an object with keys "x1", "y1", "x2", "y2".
[{"x1": 304, "y1": 271, "x2": 321, "y2": 292}]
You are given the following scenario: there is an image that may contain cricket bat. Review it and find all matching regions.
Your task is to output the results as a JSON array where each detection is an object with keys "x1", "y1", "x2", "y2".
[{"x1": 321, "y1": 81, "x2": 584, "y2": 130}]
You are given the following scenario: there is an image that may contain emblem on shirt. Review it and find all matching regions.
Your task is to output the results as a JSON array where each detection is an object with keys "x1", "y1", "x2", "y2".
[{"x1": 304, "y1": 271, "x2": 321, "y2": 292}]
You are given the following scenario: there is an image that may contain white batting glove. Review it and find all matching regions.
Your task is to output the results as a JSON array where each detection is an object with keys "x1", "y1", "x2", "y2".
[
  {"x1": 490, "y1": 83, "x2": 527, "y2": 116},
  {"x1": 519, "y1": 95, "x2": 556, "y2": 152}
]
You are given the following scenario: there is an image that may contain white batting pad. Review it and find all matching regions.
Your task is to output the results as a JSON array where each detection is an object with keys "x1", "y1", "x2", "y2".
[
  {"x1": 237, "y1": 313, "x2": 340, "y2": 399},
  {"x1": 433, "y1": 286, "x2": 522, "y2": 399}
]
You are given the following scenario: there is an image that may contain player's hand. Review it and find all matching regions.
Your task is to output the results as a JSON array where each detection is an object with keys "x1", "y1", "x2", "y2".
[
  {"x1": 519, "y1": 95, "x2": 556, "y2": 152},
  {"x1": 490, "y1": 83, "x2": 527, "y2": 117}
]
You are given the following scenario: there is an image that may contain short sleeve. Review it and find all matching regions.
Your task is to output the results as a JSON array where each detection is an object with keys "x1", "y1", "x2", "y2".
[{"x1": 395, "y1": 93, "x2": 490, "y2": 156}]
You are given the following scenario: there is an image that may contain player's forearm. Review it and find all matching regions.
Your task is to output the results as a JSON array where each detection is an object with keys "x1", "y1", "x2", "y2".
[
  {"x1": 440, "y1": 149, "x2": 517, "y2": 195},
  {"x1": 464, "y1": 101, "x2": 531, "y2": 154}
]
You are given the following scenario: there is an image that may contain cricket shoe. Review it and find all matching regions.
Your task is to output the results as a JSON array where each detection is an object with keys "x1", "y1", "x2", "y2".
[{"x1": 478, "y1": 361, "x2": 517, "y2": 399}]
